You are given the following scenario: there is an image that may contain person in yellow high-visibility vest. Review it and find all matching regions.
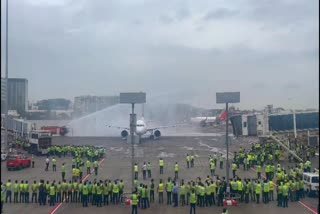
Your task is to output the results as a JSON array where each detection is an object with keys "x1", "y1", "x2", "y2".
[
  {"x1": 93, "y1": 160, "x2": 98, "y2": 176},
  {"x1": 255, "y1": 181, "x2": 261, "y2": 204},
  {"x1": 131, "y1": 188, "x2": 138, "y2": 214},
  {"x1": 174, "y1": 162, "x2": 179, "y2": 180},
  {"x1": 52, "y1": 157, "x2": 57, "y2": 172},
  {"x1": 189, "y1": 189, "x2": 196, "y2": 214},
  {"x1": 210, "y1": 161, "x2": 215, "y2": 176},
  {"x1": 13, "y1": 180, "x2": 19, "y2": 203},
  {"x1": 159, "y1": 158, "x2": 164, "y2": 174},
  {"x1": 232, "y1": 162, "x2": 237, "y2": 178},
  {"x1": 49, "y1": 183, "x2": 56, "y2": 206},
  {"x1": 112, "y1": 180, "x2": 119, "y2": 205},
  {"x1": 269, "y1": 180, "x2": 274, "y2": 201},
  {"x1": 134, "y1": 163, "x2": 139, "y2": 179},
  {"x1": 157, "y1": 179, "x2": 164, "y2": 204},
  {"x1": 1, "y1": 182, "x2": 5, "y2": 214}
]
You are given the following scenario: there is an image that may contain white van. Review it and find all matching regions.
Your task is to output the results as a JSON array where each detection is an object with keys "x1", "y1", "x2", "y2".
[{"x1": 303, "y1": 172, "x2": 319, "y2": 197}]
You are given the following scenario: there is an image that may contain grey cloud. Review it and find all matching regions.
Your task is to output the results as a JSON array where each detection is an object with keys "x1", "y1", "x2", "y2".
[
  {"x1": 1, "y1": 0, "x2": 318, "y2": 110},
  {"x1": 203, "y1": 8, "x2": 238, "y2": 20},
  {"x1": 284, "y1": 82, "x2": 301, "y2": 89},
  {"x1": 251, "y1": 82, "x2": 267, "y2": 89},
  {"x1": 159, "y1": 15, "x2": 174, "y2": 24},
  {"x1": 175, "y1": 8, "x2": 191, "y2": 20},
  {"x1": 245, "y1": 0, "x2": 318, "y2": 27}
]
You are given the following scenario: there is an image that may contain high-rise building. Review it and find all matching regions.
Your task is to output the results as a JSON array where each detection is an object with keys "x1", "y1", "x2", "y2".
[
  {"x1": 7, "y1": 78, "x2": 28, "y2": 112},
  {"x1": 73, "y1": 95, "x2": 119, "y2": 118},
  {"x1": 1, "y1": 78, "x2": 6, "y2": 113}
]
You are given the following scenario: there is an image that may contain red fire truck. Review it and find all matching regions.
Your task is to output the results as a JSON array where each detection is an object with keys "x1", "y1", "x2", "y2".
[{"x1": 41, "y1": 126, "x2": 68, "y2": 136}]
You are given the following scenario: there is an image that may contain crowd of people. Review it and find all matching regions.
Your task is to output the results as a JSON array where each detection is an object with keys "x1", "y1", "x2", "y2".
[{"x1": 1, "y1": 137, "x2": 318, "y2": 214}]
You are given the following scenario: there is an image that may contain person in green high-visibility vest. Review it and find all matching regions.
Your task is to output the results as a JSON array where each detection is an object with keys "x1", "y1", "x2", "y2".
[
  {"x1": 94, "y1": 160, "x2": 98, "y2": 176},
  {"x1": 189, "y1": 189, "x2": 196, "y2": 214},
  {"x1": 180, "y1": 181, "x2": 186, "y2": 206},
  {"x1": 255, "y1": 181, "x2": 261, "y2": 204},
  {"x1": 174, "y1": 162, "x2": 179, "y2": 180},
  {"x1": 157, "y1": 179, "x2": 164, "y2": 204},
  {"x1": 166, "y1": 178, "x2": 173, "y2": 205},
  {"x1": 13, "y1": 180, "x2": 19, "y2": 203},
  {"x1": 256, "y1": 163, "x2": 262, "y2": 179},
  {"x1": 96, "y1": 182, "x2": 102, "y2": 207},
  {"x1": 24, "y1": 180, "x2": 30, "y2": 203},
  {"x1": 61, "y1": 163, "x2": 66, "y2": 181},
  {"x1": 5, "y1": 179, "x2": 12, "y2": 203},
  {"x1": 282, "y1": 183, "x2": 289, "y2": 208},
  {"x1": 134, "y1": 163, "x2": 139, "y2": 179},
  {"x1": 52, "y1": 157, "x2": 57, "y2": 172},
  {"x1": 86, "y1": 160, "x2": 91, "y2": 174},
  {"x1": 112, "y1": 180, "x2": 119, "y2": 205},
  {"x1": 232, "y1": 162, "x2": 237, "y2": 178},
  {"x1": 49, "y1": 183, "x2": 56, "y2": 206},
  {"x1": 210, "y1": 161, "x2": 215, "y2": 176},
  {"x1": 263, "y1": 179, "x2": 269, "y2": 204},
  {"x1": 82, "y1": 181, "x2": 88, "y2": 207},
  {"x1": 131, "y1": 188, "x2": 138, "y2": 214},
  {"x1": 159, "y1": 158, "x2": 164, "y2": 174},
  {"x1": 1, "y1": 182, "x2": 5, "y2": 214}
]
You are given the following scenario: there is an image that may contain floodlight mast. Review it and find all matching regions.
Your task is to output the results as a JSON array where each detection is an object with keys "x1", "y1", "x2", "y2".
[
  {"x1": 216, "y1": 92, "x2": 240, "y2": 195},
  {"x1": 119, "y1": 92, "x2": 146, "y2": 192}
]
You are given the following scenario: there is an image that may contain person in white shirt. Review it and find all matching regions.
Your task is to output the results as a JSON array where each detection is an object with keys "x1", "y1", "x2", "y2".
[
  {"x1": 142, "y1": 162, "x2": 147, "y2": 180},
  {"x1": 45, "y1": 157, "x2": 50, "y2": 171}
]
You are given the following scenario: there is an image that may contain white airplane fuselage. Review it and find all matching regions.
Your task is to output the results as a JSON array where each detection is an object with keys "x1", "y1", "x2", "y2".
[{"x1": 135, "y1": 119, "x2": 147, "y2": 136}]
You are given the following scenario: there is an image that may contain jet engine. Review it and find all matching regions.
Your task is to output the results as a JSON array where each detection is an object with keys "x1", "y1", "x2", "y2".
[
  {"x1": 154, "y1": 130, "x2": 161, "y2": 138},
  {"x1": 121, "y1": 130, "x2": 129, "y2": 138}
]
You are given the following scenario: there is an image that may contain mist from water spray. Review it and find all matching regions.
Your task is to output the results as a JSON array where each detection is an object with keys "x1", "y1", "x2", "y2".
[{"x1": 67, "y1": 93, "x2": 207, "y2": 137}]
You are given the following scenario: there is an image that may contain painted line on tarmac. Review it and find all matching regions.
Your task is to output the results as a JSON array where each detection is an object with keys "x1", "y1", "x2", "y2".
[
  {"x1": 250, "y1": 167, "x2": 318, "y2": 214},
  {"x1": 49, "y1": 158, "x2": 105, "y2": 214},
  {"x1": 298, "y1": 201, "x2": 318, "y2": 214}
]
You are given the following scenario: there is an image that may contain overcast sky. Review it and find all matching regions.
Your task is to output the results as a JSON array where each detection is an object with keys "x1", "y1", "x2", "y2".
[{"x1": 1, "y1": 0, "x2": 319, "y2": 110}]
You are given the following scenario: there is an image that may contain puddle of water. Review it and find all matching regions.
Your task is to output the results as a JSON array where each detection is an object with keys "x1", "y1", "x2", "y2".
[
  {"x1": 198, "y1": 141, "x2": 234, "y2": 159},
  {"x1": 157, "y1": 152, "x2": 176, "y2": 158},
  {"x1": 182, "y1": 146, "x2": 194, "y2": 150},
  {"x1": 110, "y1": 147, "x2": 124, "y2": 152}
]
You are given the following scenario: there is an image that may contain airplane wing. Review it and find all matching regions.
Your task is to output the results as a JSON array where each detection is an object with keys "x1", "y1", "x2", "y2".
[
  {"x1": 146, "y1": 123, "x2": 188, "y2": 132},
  {"x1": 105, "y1": 125, "x2": 129, "y2": 130}
]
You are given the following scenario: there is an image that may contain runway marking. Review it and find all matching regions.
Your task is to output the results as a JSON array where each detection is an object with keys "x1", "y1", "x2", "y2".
[
  {"x1": 198, "y1": 141, "x2": 233, "y2": 159},
  {"x1": 298, "y1": 201, "x2": 318, "y2": 214},
  {"x1": 250, "y1": 167, "x2": 318, "y2": 214},
  {"x1": 49, "y1": 158, "x2": 105, "y2": 214}
]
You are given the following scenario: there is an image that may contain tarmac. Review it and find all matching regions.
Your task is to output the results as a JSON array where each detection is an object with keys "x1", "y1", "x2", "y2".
[{"x1": 1, "y1": 128, "x2": 319, "y2": 214}]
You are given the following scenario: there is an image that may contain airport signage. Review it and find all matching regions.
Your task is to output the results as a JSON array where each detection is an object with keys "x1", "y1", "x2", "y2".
[
  {"x1": 120, "y1": 92, "x2": 146, "y2": 104},
  {"x1": 216, "y1": 92, "x2": 240, "y2": 103}
]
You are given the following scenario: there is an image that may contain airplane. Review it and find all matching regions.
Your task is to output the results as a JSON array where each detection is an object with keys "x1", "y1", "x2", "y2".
[
  {"x1": 106, "y1": 104, "x2": 186, "y2": 141},
  {"x1": 106, "y1": 117, "x2": 184, "y2": 140},
  {"x1": 190, "y1": 117, "x2": 217, "y2": 127}
]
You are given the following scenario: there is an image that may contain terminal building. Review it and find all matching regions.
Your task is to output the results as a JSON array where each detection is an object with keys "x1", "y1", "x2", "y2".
[{"x1": 230, "y1": 110, "x2": 319, "y2": 138}]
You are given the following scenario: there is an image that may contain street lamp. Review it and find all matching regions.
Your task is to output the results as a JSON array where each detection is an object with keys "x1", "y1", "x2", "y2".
[
  {"x1": 4, "y1": 0, "x2": 9, "y2": 149},
  {"x1": 216, "y1": 92, "x2": 240, "y2": 194},
  {"x1": 119, "y1": 92, "x2": 146, "y2": 192}
]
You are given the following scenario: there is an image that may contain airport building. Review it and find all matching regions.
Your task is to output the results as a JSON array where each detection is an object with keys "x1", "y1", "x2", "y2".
[
  {"x1": 6, "y1": 78, "x2": 28, "y2": 112},
  {"x1": 230, "y1": 110, "x2": 319, "y2": 138},
  {"x1": 73, "y1": 95, "x2": 119, "y2": 118}
]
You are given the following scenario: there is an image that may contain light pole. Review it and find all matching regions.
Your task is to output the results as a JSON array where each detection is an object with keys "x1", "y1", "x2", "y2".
[
  {"x1": 216, "y1": 92, "x2": 240, "y2": 194},
  {"x1": 119, "y1": 92, "x2": 146, "y2": 192},
  {"x1": 4, "y1": 0, "x2": 9, "y2": 150}
]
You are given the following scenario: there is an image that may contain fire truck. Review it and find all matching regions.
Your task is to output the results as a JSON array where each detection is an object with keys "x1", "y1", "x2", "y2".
[
  {"x1": 27, "y1": 130, "x2": 52, "y2": 156},
  {"x1": 41, "y1": 126, "x2": 68, "y2": 136}
]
